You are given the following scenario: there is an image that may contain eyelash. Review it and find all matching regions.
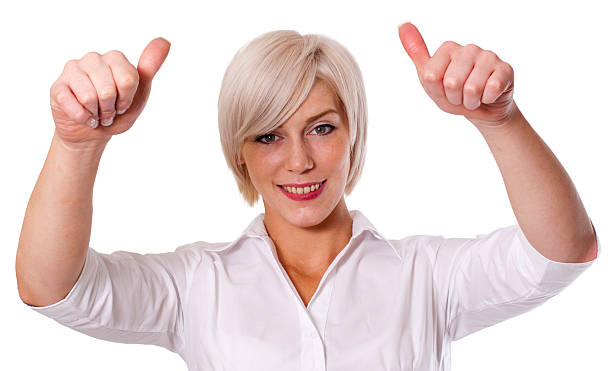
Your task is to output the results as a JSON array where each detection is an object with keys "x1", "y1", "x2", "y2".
[{"x1": 254, "y1": 123, "x2": 336, "y2": 145}]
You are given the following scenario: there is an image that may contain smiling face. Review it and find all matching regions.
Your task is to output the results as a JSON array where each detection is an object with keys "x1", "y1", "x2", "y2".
[{"x1": 240, "y1": 79, "x2": 351, "y2": 229}]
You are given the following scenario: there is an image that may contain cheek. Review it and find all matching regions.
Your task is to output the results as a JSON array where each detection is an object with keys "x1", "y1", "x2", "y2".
[
  {"x1": 318, "y1": 138, "x2": 351, "y2": 169},
  {"x1": 244, "y1": 149, "x2": 283, "y2": 182}
]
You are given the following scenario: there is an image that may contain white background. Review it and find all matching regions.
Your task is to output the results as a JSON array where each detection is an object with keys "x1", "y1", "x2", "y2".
[{"x1": 2, "y1": 0, "x2": 609, "y2": 370}]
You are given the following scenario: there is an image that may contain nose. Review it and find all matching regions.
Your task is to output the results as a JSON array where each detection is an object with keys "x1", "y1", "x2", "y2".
[{"x1": 285, "y1": 137, "x2": 314, "y2": 173}]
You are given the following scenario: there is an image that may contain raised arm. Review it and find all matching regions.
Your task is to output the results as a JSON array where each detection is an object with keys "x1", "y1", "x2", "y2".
[
  {"x1": 397, "y1": 22, "x2": 597, "y2": 263},
  {"x1": 16, "y1": 38, "x2": 171, "y2": 307}
]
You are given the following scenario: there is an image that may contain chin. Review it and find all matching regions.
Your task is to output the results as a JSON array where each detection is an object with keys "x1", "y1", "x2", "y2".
[
  {"x1": 261, "y1": 181, "x2": 343, "y2": 228},
  {"x1": 281, "y1": 207, "x2": 330, "y2": 228}
]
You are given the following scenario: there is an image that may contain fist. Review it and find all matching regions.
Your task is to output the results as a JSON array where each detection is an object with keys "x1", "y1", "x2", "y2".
[
  {"x1": 50, "y1": 38, "x2": 171, "y2": 149},
  {"x1": 398, "y1": 22, "x2": 517, "y2": 128}
]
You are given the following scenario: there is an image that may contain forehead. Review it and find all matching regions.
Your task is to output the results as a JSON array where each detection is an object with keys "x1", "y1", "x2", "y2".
[
  {"x1": 285, "y1": 80, "x2": 344, "y2": 123},
  {"x1": 303, "y1": 80, "x2": 340, "y2": 109}
]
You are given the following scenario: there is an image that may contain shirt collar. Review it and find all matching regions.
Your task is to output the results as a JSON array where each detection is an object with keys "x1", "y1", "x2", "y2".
[{"x1": 218, "y1": 210, "x2": 401, "y2": 259}]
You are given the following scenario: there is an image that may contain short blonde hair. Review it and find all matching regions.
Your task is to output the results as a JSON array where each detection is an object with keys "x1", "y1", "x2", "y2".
[{"x1": 218, "y1": 30, "x2": 368, "y2": 207}]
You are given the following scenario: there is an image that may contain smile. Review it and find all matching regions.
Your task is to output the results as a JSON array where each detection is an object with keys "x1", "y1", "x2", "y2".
[{"x1": 277, "y1": 180, "x2": 326, "y2": 201}]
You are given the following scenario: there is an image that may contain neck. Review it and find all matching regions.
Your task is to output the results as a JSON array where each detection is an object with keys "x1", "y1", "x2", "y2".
[{"x1": 263, "y1": 199, "x2": 353, "y2": 276}]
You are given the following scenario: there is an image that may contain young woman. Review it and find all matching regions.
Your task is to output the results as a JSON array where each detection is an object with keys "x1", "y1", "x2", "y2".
[{"x1": 16, "y1": 22, "x2": 599, "y2": 370}]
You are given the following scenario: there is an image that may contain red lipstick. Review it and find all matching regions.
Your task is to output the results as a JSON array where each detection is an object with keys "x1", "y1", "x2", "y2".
[{"x1": 278, "y1": 180, "x2": 326, "y2": 201}]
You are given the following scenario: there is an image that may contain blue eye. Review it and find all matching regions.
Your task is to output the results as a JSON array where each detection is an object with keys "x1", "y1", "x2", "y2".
[{"x1": 255, "y1": 124, "x2": 336, "y2": 145}]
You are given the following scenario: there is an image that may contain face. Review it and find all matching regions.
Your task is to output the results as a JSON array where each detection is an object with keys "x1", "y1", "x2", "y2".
[{"x1": 240, "y1": 79, "x2": 351, "y2": 229}]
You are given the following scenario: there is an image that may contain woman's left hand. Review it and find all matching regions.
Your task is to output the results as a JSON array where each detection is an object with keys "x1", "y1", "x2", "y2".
[{"x1": 398, "y1": 22, "x2": 518, "y2": 128}]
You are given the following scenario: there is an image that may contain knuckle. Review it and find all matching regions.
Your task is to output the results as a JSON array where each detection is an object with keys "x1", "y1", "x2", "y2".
[
  {"x1": 481, "y1": 49, "x2": 499, "y2": 61},
  {"x1": 422, "y1": 69, "x2": 440, "y2": 82},
  {"x1": 82, "y1": 51, "x2": 101, "y2": 60},
  {"x1": 81, "y1": 92, "x2": 98, "y2": 106},
  {"x1": 105, "y1": 49, "x2": 126, "y2": 59},
  {"x1": 441, "y1": 40, "x2": 459, "y2": 49},
  {"x1": 487, "y1": 79, "x2": 503, "y2": 90},
  {"x1": 464, "y1": 84, "x2": 479, "y2": 95},
  {"x1": 99, "y1": 87, "x2": 117, "y2": 101},
  {"x1": 117, "y1": 73, "x2": 139, "y2": 89},
  {"x1": 443, "y1": 77, "x2": 458, "y2": 89},
  {"x1": 63, "y1": 59, "x2": 78, "y2": 72},
  {"x1": 499, "y1": 62, "x2": 514, "y2": 76},
  {"x1": 79, "y1": 52, "x2": 102, "y2": 68},
  {"x1": 55, "y1": 90, "x2": 71, "y2": 105},
  {"x1": 504, "y1": 62, "x2": 514, "y2": 74},
  {"x1": 460, "y1": 43, "x2": 481, "y2": 57}
]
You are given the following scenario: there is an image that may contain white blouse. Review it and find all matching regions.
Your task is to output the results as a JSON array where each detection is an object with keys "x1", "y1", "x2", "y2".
[{"x1": 26, "y1": 210, "x2": 600, "y2": 370}]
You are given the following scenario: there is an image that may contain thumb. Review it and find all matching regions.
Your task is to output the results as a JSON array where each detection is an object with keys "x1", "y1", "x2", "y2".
[
  {"x1": 137, "y1": 37, "x2": 171, "y2": 86},
  {"x1": 398, "y1": 22, "x2": 430, "y2": 72}
]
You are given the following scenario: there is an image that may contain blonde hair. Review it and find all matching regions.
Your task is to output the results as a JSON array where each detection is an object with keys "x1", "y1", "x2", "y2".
[{"x1": 218, "y1": 30, "x2": 368, "y2": 207}]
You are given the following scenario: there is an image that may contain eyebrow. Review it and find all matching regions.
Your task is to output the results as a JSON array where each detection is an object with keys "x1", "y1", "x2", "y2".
[
  {"x1": 306, "y1": 108, "x2": 338, "y2": 123},
  {"x1": 279, "y1": 108, "x2": 339, "y2": 129}
]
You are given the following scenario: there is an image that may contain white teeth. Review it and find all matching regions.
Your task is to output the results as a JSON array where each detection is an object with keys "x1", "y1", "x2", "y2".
[{"x1": 282, "y1": 183, "x2": 321, "y2": 194}]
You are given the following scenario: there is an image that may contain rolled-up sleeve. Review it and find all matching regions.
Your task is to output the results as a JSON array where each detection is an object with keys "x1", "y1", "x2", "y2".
[
  {"x1": 24, "y1": 246, "x2": 192, "y2": 353},
  {"x1": 433, "y1": 221, "x2": 601, "y2": 341}
]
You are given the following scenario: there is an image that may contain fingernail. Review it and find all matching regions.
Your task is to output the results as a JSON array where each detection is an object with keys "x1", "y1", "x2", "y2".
[
  {"x1": 101, "y1": 116, "x2": 114, "y2": 126},
  {"x1": 88, "y1": 117, "x2": 99, "y2": 129},
  {"x1": 117, "y1": 107, "x2": 128, "y2": 115}
]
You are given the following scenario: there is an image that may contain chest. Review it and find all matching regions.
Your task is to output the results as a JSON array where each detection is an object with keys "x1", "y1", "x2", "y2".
[
  {"x1": 181, "y1": 246, "x2": 446, "y2": 370},
  {"x1": 285, "y1": 269, "x2": 324, "y2": 307}
]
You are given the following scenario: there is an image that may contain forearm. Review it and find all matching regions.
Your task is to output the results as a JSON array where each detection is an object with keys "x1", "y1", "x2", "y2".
[
  {"x1": 472, "y1": 107, "x2": 597, "y2": 263},
  {"x1": 16, "y1": 131, "x2": 108, "y2": 306}
]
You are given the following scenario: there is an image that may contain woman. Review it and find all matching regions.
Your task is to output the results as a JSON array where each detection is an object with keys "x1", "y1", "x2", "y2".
[{"x1": 16, "y1": 22, "x2": 599, "y2": 370}]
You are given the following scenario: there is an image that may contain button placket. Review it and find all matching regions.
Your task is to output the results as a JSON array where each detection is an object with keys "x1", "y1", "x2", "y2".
[
  {"x1": 307, "y1": 264, "x2": 336, "y2": 338},
  {"x1": 306, "y1": 288, "x2": 330, "y2": 371},
  {"x1": 300, "y1": 316, "x2": 316, "y2": 370}
]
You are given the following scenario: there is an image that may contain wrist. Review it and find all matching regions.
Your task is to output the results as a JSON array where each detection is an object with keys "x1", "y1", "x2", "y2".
[
  {"x1": 471, "y1": 104, "x2": 525, "y2": 135},
  {"x1": 52, "y1": 130, "x2": 110, "y2": 155},
  {"x1": 50, "y1": 133, "x2": 108, "y2": 171}
]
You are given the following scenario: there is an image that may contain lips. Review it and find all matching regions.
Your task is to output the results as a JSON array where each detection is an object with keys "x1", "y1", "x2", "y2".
[
  {"x1": 277, "y1": 180, "x2": 326, "y2": 201},
  {"x1": 278, "y1": 180, "x2": 326, "y2": 188}
]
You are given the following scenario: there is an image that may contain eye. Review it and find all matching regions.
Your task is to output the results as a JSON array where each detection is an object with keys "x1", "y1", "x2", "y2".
[
  {"x1": 254, "y1": 123, "x2": 336, "y2": 145},
  {"x1": 255, "y1": 133, "x2": 279, "y2": 144},
  {"x1": 310, "y1": 124, "x2": 335, "y2": 136}
]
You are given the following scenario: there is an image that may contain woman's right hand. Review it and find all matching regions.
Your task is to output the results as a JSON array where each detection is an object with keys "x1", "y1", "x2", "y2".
[{"x1": 50, "y1": 37, "x2": 171, "y2": 150}]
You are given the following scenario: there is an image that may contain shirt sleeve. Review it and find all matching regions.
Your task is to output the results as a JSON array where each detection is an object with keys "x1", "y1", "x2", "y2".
[
  {"x1": 433, "y1": 221, "x2": 601, "y2": 342},
  {"x1": 24, "y1": 245, "x2": 195, "y2": 353}
]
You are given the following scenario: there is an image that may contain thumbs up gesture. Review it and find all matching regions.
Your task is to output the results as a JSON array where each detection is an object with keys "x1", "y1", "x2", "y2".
[
  {"x1": 398, "y1": 22, "x2": 518, "y2": 128},
  {"x1": 50, "y1": 38, "x2": 171, "y2": 150}
]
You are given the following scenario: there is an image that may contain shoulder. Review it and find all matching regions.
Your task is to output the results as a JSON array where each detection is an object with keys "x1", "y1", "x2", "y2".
[
  {"x1": 172, "y1": 234, "x2": 257, "y2": 262},
  {"x1": 174, "y1": 239, "x2": 238, "y2": 259},
  {"x1": 387, "y1": 232, "x2": 447, "y2": 265}
]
